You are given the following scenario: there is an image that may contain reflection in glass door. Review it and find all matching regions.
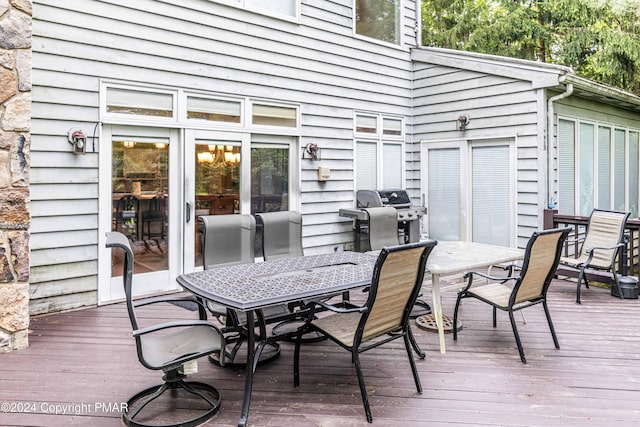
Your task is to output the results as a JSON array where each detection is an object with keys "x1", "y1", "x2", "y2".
[
  {"x1": 251, "y1": 144, "x2": 290, "y2": 213},
  {"x1": 193, "y1": 142, "x2": 241, "y2": 267},
  {"x1": 111, "y1": 140, "x2": 169, "y2": 275},
  {"x1": 99, "y1": 126, "x2": 180, "y2": 304}
]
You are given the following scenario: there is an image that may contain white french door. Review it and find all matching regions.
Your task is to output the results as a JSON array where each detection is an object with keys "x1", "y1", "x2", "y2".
[
  {"x1": 182, "y1": 130, "x2": 299, "y2": 271},
  {"x1": 98, "y1": 125, "x2": 181, "y2": 303},
  {"x1": 422, "y1": 138, "x2": 516, "y2": 246},
  {"x1": 183, "y1": 129, "x2": 250, "y2": 272}
]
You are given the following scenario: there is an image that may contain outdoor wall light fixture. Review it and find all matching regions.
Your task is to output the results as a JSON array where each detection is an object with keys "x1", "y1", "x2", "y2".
[
  {"x1": 303, "y1": 143, "x2": 320, "y2": 160},
  {"x1": 457, "y1": 113, "x2": 471, "y2": 131},
  {"x1": 67, "y1": 128, "x2": 87, "y2": 154}
]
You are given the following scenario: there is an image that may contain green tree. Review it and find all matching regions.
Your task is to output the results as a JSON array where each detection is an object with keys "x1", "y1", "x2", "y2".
[{"x1": 422, "y1": 0, "x2": 640, "y2": 94}]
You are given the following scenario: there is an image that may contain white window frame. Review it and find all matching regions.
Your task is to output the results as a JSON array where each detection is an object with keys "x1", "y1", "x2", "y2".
[
  {"x1": 248, "y1": 100, "x2": 300, "y2": 134},
  {"x1": 209, "y1": 0, "x2": 300, "y2": 22},
  {"x1": 100, "y1": 82, "x2": 179, "y2": 126},
  {"x1": 421, "y1": 137, "x2": 517, "y2": 246},
  {"x1": 352, "y1": 0, "x2": 404, "y2": 47},
  {"x1": 181, "y1": 92, "x2": 245, "y2": 128},
  {"x1": 557, "y1": 115, "x2": 640, "y2": 217},
  {"x1": 354, "y1": 112, "x2": 405, "y2": 190},
  {"x1": 100, "y1": 82, "x2": 301, "y2": 135}
]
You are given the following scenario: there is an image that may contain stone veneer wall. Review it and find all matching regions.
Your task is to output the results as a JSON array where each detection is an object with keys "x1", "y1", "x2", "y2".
[{"x1": 0, "y1": 0, "x2": 31, "y2": 352}]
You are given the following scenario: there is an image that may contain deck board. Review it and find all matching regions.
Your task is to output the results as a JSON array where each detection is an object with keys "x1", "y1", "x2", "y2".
[{"x1": 1, "y1": 278, "x2": 639, "y2": 426}]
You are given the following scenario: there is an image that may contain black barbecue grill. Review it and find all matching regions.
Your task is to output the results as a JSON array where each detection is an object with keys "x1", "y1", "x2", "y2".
[{"x1": 339, "y1": 189, "x2": 426, "y2": 252}]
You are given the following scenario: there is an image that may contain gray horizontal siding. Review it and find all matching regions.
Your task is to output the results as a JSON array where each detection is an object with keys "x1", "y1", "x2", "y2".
[
  {"x1": 31, "y1": 0, "x2": 419, "y2": 313},
  {"x1": 412, "y1": 59, "x2": 545, "y2": 245}
]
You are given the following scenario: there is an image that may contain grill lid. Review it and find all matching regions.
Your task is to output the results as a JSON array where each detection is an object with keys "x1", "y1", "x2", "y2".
[{"x1": 356, "y1": 189, "x2": 412, "y2": 208}]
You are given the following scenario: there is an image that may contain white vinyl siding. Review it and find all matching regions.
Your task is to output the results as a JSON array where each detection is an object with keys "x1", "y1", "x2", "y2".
[
  {"x1": 412, "y1": 48, "x2": 549, "y2": 246},
  {"x1": 32, "y1": 0, "x2": 419, "y2": 313}
]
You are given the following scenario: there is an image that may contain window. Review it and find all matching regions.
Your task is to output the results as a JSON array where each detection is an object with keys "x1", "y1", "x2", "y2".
[
  {"x1": 213, "y1": 0, "x2": 298, "y2": 19},
  {"x1": 251, "y1": 143, "x2": 290, "y2": 213},
  {"x1": 246, "y1": 0, "x2": 297, "y2": 17},
  {"x1": 558, "y1": 117, "x2": 640, "y2": 217},
  {"x1": 105, "y1": 86, "x2": 175, "y2": 119},
  {"x1": 251, "y1": 103, "x2": 298, "y2": 128},
  {"x1": 355, "y1": 113, "x2": 404, "y2": 190},
  {"x1": 187, "y1": 96, "x2": 241, "y2": 124},
  {"x1": 355, "y1": 0, "x2": 401, "y2": 45}
]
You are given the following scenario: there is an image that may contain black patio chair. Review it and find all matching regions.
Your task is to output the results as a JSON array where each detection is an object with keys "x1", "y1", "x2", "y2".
[
  {"x1": 453, "y1": 227, "x2": 571, "y2": 363},
  {"x1": 106, "y1": 231, "x2": 225, "y2": 427},
  {"x1": 294, "y1": 240, "x2": 437, "y2": 423},
  {"x1": 199, "y1": 214, "x2": 291, "y2": 366}
]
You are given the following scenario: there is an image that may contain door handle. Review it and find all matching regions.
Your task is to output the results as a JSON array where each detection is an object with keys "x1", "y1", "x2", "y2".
[{"x1": 186, "y1": 202, "x2": 191, "y2": 223}]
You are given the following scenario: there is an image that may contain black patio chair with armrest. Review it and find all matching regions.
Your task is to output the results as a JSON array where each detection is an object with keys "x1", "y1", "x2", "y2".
[
  {"x1": 255, "y1": 211, "x2": 330, "y2": 343},
  {"x1": 199, "y1": 214, "x2": 291, "y2": 366},
  {"x1": 362, "y1": 207, "x2": 431, "y2": 355},
  {"x1": 294, "y1": 239, "x2": 437, "y2": 423},
  {"x1": 452, "y1": 227, "x2": 571, "y2": 364},
  {"x1": 556, "y1": 209, "x2": 630, "y2": 303},
  {"x1": 106, "y1": 231, "x2": 225, "y2": 427}
]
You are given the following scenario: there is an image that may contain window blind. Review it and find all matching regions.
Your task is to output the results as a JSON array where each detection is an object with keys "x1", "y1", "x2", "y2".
[
  {"x1": 356, "y1": 141, "x2": 377, "y2": 190},
  {"x1": 558, "y1": 119, "x2": 576, "y2": 215},
  {"x1": 428, "y1": 148, "x2": 460, "y2": 240},
  {"x1": 471, "y1": 146, "x2": 510, "y2": 246}
]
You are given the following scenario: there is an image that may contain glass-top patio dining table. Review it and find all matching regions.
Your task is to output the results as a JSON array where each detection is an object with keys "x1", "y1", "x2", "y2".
[
  {"x1": 420, "y1": 240, "x2": 524, "y2": 353},
  {"x1": 176, "y1": 251, "x2": 379, "y2": 427}
]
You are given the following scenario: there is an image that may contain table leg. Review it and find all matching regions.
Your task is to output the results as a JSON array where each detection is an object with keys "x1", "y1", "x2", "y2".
[
  {"x1": 238, "y1": 310, "x2": 256, "y2": 427},
  {"x1": 431, "y1": 273, "x2": 446, "y2": 353}
]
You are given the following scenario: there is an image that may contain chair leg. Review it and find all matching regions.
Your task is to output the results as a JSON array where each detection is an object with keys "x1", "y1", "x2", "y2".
[
  {"x1": 576, "y1": 268, "x2": 585, "y2": 304},
  {"x1": 508, "y1": 310, "x2": 527, "y2": 364},
  {"x1": 403, "y1": 332, "x2": 422, "y2": 393},
  {"x1": 293, "y1": 325, "x2": 306, "y2": 388},
  {"x1": 353, "y1": 351, "x2": 373, "y2": 423},
  {"x1": 492, "y1": 307, "x2": 497, "y2": 328},
  {"x1": 407, "y1": 325, "x2": 425, "y2": 359},
  {"x1": 452, "y1": 294, "x2": 464, "y2": 341},
  {"x1": 542, "y1": 301, "x2": 560, "y2": 350}
]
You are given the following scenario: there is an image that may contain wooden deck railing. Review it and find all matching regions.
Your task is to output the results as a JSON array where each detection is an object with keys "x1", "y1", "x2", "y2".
[{"x1": 544, "y1": 209, "x2": 640, "y2": 278}]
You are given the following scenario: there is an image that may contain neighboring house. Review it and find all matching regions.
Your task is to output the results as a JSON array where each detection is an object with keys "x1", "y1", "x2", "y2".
[{"x1": 25, "y1": 0, "x2": 640, "y2": 317}]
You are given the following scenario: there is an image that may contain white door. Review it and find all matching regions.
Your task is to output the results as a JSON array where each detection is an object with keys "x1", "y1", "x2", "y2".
[
  {"x1": 183, "y1": 130, "x2": 249, "y2": 272},
  {"x1": 99, "y1": 126, "x2": 181, "y2": 303},
  {"x1": 182, "y1": 130, "x2": 299, "y2": 271},
  {"x1": 422, "y1": 138, "x2": 516, "y2": 246}
]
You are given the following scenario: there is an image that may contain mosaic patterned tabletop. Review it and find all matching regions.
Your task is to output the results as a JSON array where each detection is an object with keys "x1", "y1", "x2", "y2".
[{"x1": 177, "y1": 252, "x2": 379, "y2": 311}]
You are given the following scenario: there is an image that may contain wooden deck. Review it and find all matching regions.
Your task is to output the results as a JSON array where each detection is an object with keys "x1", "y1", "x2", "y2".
[{"x1": 1, "y1": 278, "x2": 639, "y2": 426}]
